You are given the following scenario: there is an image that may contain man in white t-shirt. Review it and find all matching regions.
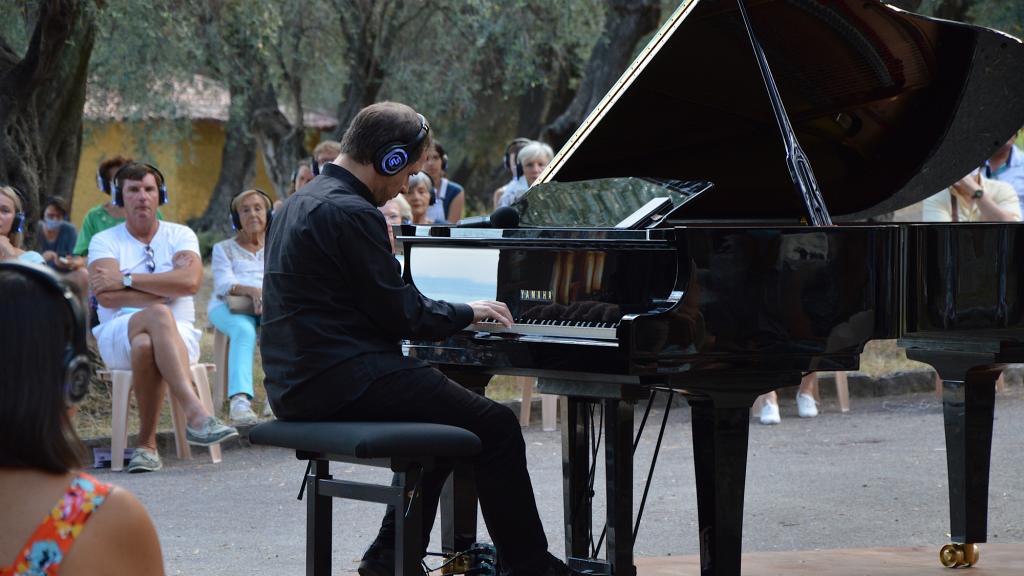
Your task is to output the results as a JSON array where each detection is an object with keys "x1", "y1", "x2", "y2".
[{"x1": 88, "y1": 162, "x2": 237, "y2": 473}]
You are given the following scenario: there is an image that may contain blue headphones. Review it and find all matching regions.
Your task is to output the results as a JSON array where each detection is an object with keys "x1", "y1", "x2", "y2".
[
  {"x1": 111, "y1": 163, "x2": 168, "y2": 207},
  {"x1": 229, "y1": 189, "x2": 274, "y2": 231},
  {"x1": 373, "y1": 114, "x2": 430, "y2": 176},
  {"x1": 96, "y1": 167, "x2": 111, "y2": 194},
  {"x1": 0, "y1": 261, "x2": 92, "y2": 405},
  {"x1": 4, "y1": 186, "x2": 27, "y2": 235},
  {"x1": 503, "y1": 137, "x2": 530, "y2": 181}
]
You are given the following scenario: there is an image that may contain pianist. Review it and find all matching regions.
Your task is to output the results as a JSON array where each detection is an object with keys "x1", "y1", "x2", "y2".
[{"x1": 261, "y1": 101, "x2": 581, "y2": 576}]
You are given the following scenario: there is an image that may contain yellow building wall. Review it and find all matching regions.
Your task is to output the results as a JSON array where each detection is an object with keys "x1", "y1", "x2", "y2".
[{"x1": 71, "y1": 120, "x2": 275, "y2": 228}]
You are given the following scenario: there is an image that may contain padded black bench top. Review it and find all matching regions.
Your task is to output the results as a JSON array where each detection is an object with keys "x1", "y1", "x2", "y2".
[{"x1": 249, "y1": 420, "x2": 481, "y2": 460}]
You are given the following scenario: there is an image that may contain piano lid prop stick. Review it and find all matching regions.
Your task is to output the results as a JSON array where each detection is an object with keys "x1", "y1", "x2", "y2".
[{"x1": 736, "y1": 0, "x2": 832, "y2": 227}]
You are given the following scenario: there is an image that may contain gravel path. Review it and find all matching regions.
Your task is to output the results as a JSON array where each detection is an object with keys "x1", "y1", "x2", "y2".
[{"x1": 89, "y1": 388, "x2": 1024, "y2": 575}]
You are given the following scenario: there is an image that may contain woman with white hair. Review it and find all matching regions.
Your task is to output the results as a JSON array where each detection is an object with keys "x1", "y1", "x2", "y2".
[
  {"x1": 401, "y1": 172, "x2": 442, "y2": 225},
  {"x1": 209, "y1": 188, "x2": 273, "y2": 424},
  {"x1": 0, "y1": 185, "x2": 45, "y2": 264},
  {"x1": 498, "y1": 141, "x2": 554, "y2": 208}
]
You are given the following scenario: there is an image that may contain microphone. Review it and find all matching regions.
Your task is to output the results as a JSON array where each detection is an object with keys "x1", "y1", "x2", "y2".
[{"x1": 456, "y1": 206, "x2": 520, "y2": 228}]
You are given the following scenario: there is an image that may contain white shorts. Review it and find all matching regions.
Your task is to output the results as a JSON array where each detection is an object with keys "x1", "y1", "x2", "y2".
[{"x1": 93, "y1": 311, "x2": 201, "y2": 370}]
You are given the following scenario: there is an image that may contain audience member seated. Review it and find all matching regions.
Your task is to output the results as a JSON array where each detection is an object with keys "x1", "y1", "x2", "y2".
[
  {"x1": 209, "y1": 189, "x2": 273, "y2": 424},
  {"x1": 493, "y1": 137, "x2": 531, "y2": 210},
  {"x1": 38, "y1": 196, "x2": 79, "y2": 268},
  {"x1": 275, "y1": 159, "x2": 315, "y2": 212},
  {"x1": 313, "y1": 140, "x2": 342, "y2": 172},
  {"x1": 922, "y1": 168, "x2": 1021, "y2": 222},
  {"x1": 0, "y1": 262, "x2": 165, "y2": 575},
  {"x1": 294, "y1": 158, "x2": 315, "y2": 192},
  {"x1": 402, "y1": 172, "x2": 441, "y2": 225},
  {"x1": 87, "y1": 162, "x2": 237, "y2": 473},
  {"x1": 73, "y1": 156, "x2": 134, "y2": 265},
  {"x1": 379, "y1": 194, "x2": 411, "y2": 254},
  {"x1": 423, "y1": 140, "x2": 466, "y2": 223},
  {"x1": 0, "y1": 185, "x2": 44, "y2": 265},
  {"x1": 35, "y1": 195, "x2": 90, "y2": 306},
  {"x1": 498, "y1": 140, "x2": 554, "y2": 208},
  {"x1": 984, "y1": 128, "x2": 1024, "y2": 206},
  {"x1": 756, "y1": 373, "x2": 818, "y2": 425}
]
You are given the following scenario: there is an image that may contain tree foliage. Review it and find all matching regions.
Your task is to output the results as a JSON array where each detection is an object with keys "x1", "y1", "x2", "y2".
[
  {"x1": 0, "y1": 0, "x2": 98, "y2": 239},
  {"x1": 5, "y1": 0, "x2": 1022, "y2": 234}
]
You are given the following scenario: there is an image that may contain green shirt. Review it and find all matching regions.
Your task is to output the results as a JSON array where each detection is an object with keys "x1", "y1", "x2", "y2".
[{"x1": 72, "y1": 203, "x2": 163, "y2": 256}]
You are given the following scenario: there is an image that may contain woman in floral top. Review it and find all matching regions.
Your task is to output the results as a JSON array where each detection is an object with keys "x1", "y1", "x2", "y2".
[{"x1": 0, "y1": 263, "x2": 164, "y2": 575}]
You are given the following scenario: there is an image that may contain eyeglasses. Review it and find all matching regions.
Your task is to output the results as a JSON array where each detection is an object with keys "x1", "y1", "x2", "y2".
[{"x1": 144, "y1": 245, "x2": 156, "y2": 273}]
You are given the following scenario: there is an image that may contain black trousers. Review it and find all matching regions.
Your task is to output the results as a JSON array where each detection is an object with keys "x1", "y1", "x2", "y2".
[{"x1": 330, "y1": 364, "x2": 550, "y2": 573}]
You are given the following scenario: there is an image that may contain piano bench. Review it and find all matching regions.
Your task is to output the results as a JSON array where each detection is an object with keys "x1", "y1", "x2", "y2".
[{"x1": 249, "y1": 420, "x2": 482, "y2": 576}]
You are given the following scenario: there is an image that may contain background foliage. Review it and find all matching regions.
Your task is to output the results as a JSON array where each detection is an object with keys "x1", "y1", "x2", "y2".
[{"x1": 1, "y1": 0, "x2": 1022, "y2": 229}]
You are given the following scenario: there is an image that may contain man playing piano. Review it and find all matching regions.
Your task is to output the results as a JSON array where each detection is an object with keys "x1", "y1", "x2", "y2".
[{"x1": 261, "y1": 101, "x2": 580, "y2": 576}]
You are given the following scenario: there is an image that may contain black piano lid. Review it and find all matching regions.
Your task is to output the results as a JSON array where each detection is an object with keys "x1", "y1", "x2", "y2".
[{"x1": 535, "y1": 0, "x2": 1024, "y2": 222}]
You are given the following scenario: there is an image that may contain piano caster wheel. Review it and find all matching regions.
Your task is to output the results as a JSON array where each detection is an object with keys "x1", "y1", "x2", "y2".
[
  {"x1": 961, "y1": 544, "x2": 980, "y2": 567},
  {"x1": 939, "y1": 543, "x2": 980, "y2": 568}
]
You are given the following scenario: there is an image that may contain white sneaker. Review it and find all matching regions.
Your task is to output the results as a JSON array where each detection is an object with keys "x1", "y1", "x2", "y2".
[
  {"x1": 229, "y1": 395, "x2": 258, "y2": 425},
  {"x1": 759, "y1": 401, "x2": 781, "y2": 425},
  {"x1": 796, "y1": 392, "x2": 819, "y2": 418}
]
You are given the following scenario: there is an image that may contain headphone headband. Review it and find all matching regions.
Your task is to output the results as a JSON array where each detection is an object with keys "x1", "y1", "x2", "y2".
[
  {"x1": 503, "y1": 137, "x2": 532, "y2": 180},
  {"x1": 229, "y1": 188, "x2": 274, "y2": 231},
  {"x1": 0, "y1": 261, "x2": 92, "y2": 405},
  {"x1": 111, "y1": 162, "x2": 168, "y2": 207},
  {"x1": 373, "y1": 113, "x2": 430, "y2": 177}
]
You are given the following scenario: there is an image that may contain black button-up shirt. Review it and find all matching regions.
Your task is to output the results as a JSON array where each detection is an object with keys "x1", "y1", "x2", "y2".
[{"x1": 261, "y1": 163, "x2": 473, "y2": 419}]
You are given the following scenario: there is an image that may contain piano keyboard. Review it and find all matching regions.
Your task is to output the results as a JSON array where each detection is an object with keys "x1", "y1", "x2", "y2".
[{"x1": 470, "y1": 318, "x2": 619, "y2": 340}]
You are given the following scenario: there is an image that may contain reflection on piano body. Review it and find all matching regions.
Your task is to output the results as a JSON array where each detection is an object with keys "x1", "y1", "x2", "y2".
[{"x1": 400, "y1": 1, "x2": 1024, "y2": 575}]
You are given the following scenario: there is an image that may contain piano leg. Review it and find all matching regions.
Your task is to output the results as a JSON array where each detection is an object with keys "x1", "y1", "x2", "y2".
[
  {"x1": 903, "y1": 348, "x2": 1001, "y2": 568},
  {"x1": 687, "y1": 394, "x2": 754, "y2": 576},
  {"x1": 562, "y1": 396, "x2": 594, "y2": 561},
  {"x1": 940, "y1": 367, "x2": 999, "y2": 567},
  {"x1": 605, "y1": 399, "x2": 636, "y2": 576}
]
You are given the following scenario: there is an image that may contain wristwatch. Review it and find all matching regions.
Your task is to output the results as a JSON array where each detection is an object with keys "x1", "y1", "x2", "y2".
[
  {"x1": 122, "y1": 273, "x2": 133, "y2": 288},
  {"x1": 972, "y1": 188, "x2": 984, "y2": 199}
]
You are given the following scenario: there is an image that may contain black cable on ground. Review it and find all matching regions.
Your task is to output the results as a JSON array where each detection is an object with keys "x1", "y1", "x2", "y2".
[
  {"x1": 634, "y1": 392, "x2": 672, "y2": 541},
  {"x1": 593, "y1": 390, "x2": 668, "y2": 556}
]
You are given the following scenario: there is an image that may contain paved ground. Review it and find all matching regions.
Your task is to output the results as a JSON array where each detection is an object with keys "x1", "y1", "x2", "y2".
[{"x1": 88, "y1": 387, "x2": 1024, "y2": 576}]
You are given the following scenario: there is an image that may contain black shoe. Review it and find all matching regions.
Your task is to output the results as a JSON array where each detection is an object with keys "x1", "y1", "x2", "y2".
[
  {"x1": 538, "y1": 553, "x2": 587, "y2": 576},
  {"x1": 357, "y1": 545, "x2": 392, "y2": 576},
  {"x1": 358, "y1": 544, "x2": 426, "y2": 576}
]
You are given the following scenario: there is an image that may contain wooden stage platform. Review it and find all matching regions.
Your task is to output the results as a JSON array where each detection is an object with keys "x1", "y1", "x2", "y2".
[{"x1": 634, "y1": 543, "x2": 1024, "y2": 575}]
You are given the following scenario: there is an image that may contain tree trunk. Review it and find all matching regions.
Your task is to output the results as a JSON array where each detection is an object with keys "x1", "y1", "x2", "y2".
[
  {"x1": 540, "y1": 0, "x2": 661, "y2": 149},
  {"x1": 931, "y1": 0, "x2": 974, "y2": 22},
  {"x1": 0, "y1": 0, "x2": 97, "y2": 247},
  {"x1": 332, "y1": 69, "x2": 385, "y2": 141},
  {"x1": 251, "y1": 83, "x2": 307, "y2": 202},
  {"x1": 329, "y1": 0, "x2": 426, "y2": 139},
  {"x1": 191, "y1": 87, "x2": 257, "y2": 233}
]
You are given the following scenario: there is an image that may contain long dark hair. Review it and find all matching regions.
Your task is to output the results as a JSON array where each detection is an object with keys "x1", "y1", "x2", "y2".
[{"x1": 0, "y1": 269, "x2": 84, "y2": 473}]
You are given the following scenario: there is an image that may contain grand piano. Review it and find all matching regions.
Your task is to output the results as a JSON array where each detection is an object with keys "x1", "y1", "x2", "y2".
[{"x1": 400, "y1": 1, "x2": 1024, "y2": 574}]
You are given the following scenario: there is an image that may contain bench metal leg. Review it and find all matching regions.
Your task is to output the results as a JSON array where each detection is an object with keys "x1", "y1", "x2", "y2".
[
  {"x1": 396, "y1": 468, "x2": 424, "y2": 576},
  {"x1": 308, "y1": 459, "x2": 332, "y2": 576}
]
